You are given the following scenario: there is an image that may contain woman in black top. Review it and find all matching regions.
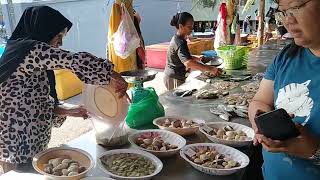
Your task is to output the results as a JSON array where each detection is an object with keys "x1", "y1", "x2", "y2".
[{"x1": 164, "y1": 12, "x2": 222, "y2": 90}]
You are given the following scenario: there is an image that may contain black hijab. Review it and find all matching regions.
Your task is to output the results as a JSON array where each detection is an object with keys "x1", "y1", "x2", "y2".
[{"x1": 0, "y1": 6, "x2": 72, "y2": 84}]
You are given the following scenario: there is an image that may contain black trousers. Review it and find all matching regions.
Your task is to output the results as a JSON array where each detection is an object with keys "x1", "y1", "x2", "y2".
[
  {"x1": 242, "y1": 145, "x2": 264, "y2": 180},
  {"x1": 47, "y1": 70, "x2": 59, "y2": 105}
]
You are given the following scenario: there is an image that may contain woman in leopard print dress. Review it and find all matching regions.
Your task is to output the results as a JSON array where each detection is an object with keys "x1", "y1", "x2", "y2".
[{"x1": 0, "y1": 6, "x2": 128, "y2": 172}]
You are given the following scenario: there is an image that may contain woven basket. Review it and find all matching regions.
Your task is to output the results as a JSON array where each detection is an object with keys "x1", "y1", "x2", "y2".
[{"x1": 216, "y1": 45, "x2": 249, "y2": 70}]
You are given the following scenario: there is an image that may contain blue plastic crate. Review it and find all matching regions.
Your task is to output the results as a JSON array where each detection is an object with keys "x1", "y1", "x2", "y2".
[{"x1": 201, "y1": 50, "x2": 217, "y2": 58}]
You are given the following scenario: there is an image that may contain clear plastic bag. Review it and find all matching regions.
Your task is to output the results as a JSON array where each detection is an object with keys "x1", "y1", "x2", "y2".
[
  {"x1": 112, "y1": 3, "x2": 140, "y2": 59},
  {"x1": 91, "y1": 117, "x2": 128, "y2": 147},
  {"x1": 82, "y1": 84, "x2": 129, "y2": 147}
]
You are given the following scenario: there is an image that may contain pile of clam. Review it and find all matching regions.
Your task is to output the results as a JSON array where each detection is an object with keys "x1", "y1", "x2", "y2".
[
  {"x1": 186, "y1": 146, "x2": 240, "y2": 169},
  {"x1": 252, "y1": 73, "x2": 264, "y2": 81},
  {"x1": 210, "y1": 104, "x2": 248, "y2": 121},
  {"x1": 43, "y1": 157, "x2": 86, "y2": 176},
  {"x1": 136, "y1": 137, "x2": 178, "y2": 151},
  {"x1": 212, "y1": 81, "x2": 240, "y2": 91},
  {"x1": 206, "y1": 125, "x2": 249, "y2": 141},
  {"x1": 161, "y1": 118, "x2": 198, "y2": 128},
  {"x1": 223, "y1": 93, "x2": 254, "y2": 106},
  {"x1": 195, "y1": 90, "x2": 229, "y2": 99},
  {"x1": 241, "y1": 82, "x2": 260, "y2": 93}
]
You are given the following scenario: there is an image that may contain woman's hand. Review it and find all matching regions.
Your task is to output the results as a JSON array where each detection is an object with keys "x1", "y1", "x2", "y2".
[
  {"x1": 111, "y1": 71, "x2": 130, "y2": 101},
  {"x1": 264, "y1": 32, "x2": 273, "y2": 42},
  {"x1": 251, "y1": 109, "x2": 266, "y2": 145},
  {"x1": 205, "y1": 66, "x2": 223, "y2": 77},
  {"x1": 54, "y1": 106, "x2": 89, "y2": 119},
  {"x1": 65, "y1": 107, "x2": 89, "y2": 119},
  {"x1": 248, "y1": 80, "x2": 275, "y2": 146},
  {"x1": 192, "y1": 55, "x2": 204, "y2": 62},
  {"x1": 256, "y1": 124, "x2": 319, "y2": 159}
]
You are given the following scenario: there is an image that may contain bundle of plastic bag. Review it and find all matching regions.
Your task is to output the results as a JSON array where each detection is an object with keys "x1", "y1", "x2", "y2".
[{"x1": 113, "y1": 3, "x2": 140, "y2": 59}]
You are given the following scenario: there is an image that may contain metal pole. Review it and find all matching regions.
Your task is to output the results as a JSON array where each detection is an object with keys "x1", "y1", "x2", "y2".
[{"x1": 258, "y1": 0, "x2": 265, "y2": 47}]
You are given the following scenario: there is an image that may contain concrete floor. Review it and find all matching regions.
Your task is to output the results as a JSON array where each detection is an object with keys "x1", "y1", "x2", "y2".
[{"x1": 48, "y1": 70, "x2": 167, "y2": 148}]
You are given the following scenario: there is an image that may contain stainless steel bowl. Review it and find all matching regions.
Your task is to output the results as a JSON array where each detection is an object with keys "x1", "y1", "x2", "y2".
[
  {"x1": 120, "y1": 70, "x2": 157, "y2": 84},
  {"x1": 206, "y1": 57, "x2": 224, "y2": 66}
]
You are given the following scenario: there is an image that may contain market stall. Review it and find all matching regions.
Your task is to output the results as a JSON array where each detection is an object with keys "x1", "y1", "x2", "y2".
[
  {"x1": 0, "y1": 0, "x2": 290, "y2": 178},
  {"x1": 2, "y1": 39, "x2": 289, "y2": 180},
  {"x1": 146, "y1": 38, "x2": 214, "y2": 69}
]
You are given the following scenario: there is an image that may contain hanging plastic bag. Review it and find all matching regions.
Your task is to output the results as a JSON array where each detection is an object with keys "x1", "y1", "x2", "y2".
[
  {"x1": 126, "y1": 87, "x2": 165, "y2": 129},
  {"x1": 214, "y1": 3, "x2": 228, "y2": 49},
  {"x1": 113, "y1": 3, "x2": 140, "y2": 59}
]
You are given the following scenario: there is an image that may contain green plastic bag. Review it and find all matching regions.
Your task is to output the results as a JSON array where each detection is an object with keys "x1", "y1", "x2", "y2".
[{"x1": 126, "y1": 87, "x2": 165, "y2": 129}]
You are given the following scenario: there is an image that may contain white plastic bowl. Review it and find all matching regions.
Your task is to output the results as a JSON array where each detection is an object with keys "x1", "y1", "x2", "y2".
[
  {"x1": 199, "y1": 122, "x2": 254, "y2": 147},
  {"x1": 128, "y1": 129, "x2": 186, "y2": 157},
  {"x1": 97, "y1": 149, "x2": 163, "y2": 180},
  {"x1": 153, "y1": 116, "x2": 204, "y2": 136},
  {"x1": 32, "y1": 147, "x2": 94, "y2": 180},
  {"x1": 180, "y1": 143, "x2": 250, "y2": 176},
  {"x1": 81, "y1": 177, "x2": 115, "y2": 180}
]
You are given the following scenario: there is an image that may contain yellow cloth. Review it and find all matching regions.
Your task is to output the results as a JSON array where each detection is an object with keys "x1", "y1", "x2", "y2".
[{"x1": 107, "y1": 0, "x2": 137, "y2": 73}]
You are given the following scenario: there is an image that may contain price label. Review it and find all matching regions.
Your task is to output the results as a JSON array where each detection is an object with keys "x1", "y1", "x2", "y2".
[{"x1": 185, "y1": 148, "x2": 197, "y2": 158}]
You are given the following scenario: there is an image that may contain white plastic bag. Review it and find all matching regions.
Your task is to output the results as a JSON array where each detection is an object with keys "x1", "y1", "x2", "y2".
[
  {"x1": 214, "y1": 13, "x2": 227, "y2": 49},
  {"x1": 113, "y1": 3, "x2": 140, "y2": 59}
]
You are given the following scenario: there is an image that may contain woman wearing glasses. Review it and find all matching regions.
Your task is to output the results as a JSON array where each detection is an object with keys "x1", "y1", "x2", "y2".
[{"x1": 248, "y1": 0, "x2": 320, "y2": 179}]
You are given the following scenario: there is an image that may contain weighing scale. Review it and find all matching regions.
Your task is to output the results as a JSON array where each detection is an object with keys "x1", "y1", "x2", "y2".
[{"x1": 120, "y1": 70, "x2": 158, "y2": 103}]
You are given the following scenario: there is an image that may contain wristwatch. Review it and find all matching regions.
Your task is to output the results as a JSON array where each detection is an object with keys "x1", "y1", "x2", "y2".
[{"x1": 309, "y1": 144, "x2": 320, "y2": 166}]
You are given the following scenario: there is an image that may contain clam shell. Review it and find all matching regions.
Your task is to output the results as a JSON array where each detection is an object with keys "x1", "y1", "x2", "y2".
[
  {"x1": 235, "y1": 105, "x2": 248, "y2": 110},
  {"x1": 210, "y1": 108, "x2": 224, "y2": 115},
  {"x1": 236, "y1": 108, "x2": 248, "y2": 114},
  {"x1": 239, "y1": 101, "x2": 247, "y2": 106},
  {"x1": 217, "y1": 105, "x2": 226, "y2": 111},
  {"x1": 219, "y1": 114, "x2": 231, "y2": 121},
  {"x1": 222, "y1": 91, "x2": 229, "y2": 96},
  {"x1": 227, "y1": 105, "x2": 236, "y2": 109},
  {"x1": 234, "y1": 110, "x2": 248, "y2": 118},
  {"x1": 223, "y1": 125, "x2": 234, "y2": 131}
]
